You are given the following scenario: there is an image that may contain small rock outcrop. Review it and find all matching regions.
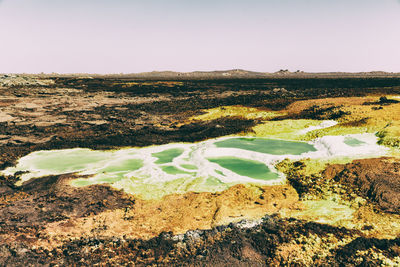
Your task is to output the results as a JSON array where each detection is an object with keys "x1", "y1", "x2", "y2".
[{"x1": 0, "y1": 75, "x2": 54, "y2": 87}]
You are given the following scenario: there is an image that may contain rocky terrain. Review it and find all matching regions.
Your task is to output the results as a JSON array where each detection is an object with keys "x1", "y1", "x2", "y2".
[{"x1": 1, "y1": 73, "x2": 400, "y2": 265}]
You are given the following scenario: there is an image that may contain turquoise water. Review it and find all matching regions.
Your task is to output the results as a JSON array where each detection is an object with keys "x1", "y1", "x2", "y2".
[
  {"x1": 152, "y1": 148, "x2": 184, "y2": 164},
  {"x1": 344, "y1": 137, "x2": 366, "y2": 147},
  {"x1": 161, "y1": 166, "x2": 194, "y2": 175},
  {"x1": 214, "y1": 138, "x2": 316, "y2": 155},
  {"x1": 5, "y1": 133, "x2": 381, "y2": 199},
  {"x1": 208, "y1": 157, "x2": 279, "y2": 181}
]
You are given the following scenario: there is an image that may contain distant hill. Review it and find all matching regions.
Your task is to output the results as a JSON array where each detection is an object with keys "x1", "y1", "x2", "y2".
[{"x1": 3, "y1": 70, "x2": 400, "y2": 80}]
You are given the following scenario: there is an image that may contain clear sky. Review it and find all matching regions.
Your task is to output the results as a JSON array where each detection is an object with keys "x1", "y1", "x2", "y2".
[{"x1": 0, "y1": 0, "x2": 399, "y2": 73}]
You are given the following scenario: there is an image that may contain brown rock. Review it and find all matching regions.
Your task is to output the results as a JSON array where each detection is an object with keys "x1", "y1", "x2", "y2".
[{"x1": 323, "y1": 158, "x2": 400, "y2": 214}]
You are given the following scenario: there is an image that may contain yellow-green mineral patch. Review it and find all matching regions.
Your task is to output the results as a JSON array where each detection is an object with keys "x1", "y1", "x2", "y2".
[
  {"x1": 111, "y1": 176, "x2": 230, "y2": 200},
  {"x1": 283, "y1": 199, "x2": 355, "y2": 225},
  {"x1": 303, "y1": 125, "x2": 373, "y2": 141},
  {"x1": 2, "y1": 111, "x2": 391, "y2": 201},
  {"x1": 250, "y1": 120, "x2": 322, "y2": 140},
  {"x1": 192, "y1": 106, "x2": 280, "y2": 121}
]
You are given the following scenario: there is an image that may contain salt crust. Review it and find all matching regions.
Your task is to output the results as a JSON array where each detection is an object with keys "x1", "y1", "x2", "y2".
[{"x1": 2, "y1": 131, "x2": 387, "y2": 189}]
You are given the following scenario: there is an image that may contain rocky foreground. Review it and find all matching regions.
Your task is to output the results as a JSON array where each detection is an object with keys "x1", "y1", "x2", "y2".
[{"x1": 1, "y1": 74, "x2": 400, "y2": 265}]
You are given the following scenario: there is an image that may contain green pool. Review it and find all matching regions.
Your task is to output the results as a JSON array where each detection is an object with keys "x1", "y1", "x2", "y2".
[
  {"x1": 152, "y1": 148, "x2": 184, "y2": 164},
  {"x1": 26, "y1": 149, "x2": 110, "y2": 173},
  {"x1": 2, "y1": 131, "x2": 383, "y2": 199},
  {"x1": 208, "y1": 157, "x2": 279, "y2": 181},
  {"x1": 214, "y1": 138, "x2": 316, "y2": 155},
  {"x1": 344, "y1": 137, "x2": 366, "y2": 147}
]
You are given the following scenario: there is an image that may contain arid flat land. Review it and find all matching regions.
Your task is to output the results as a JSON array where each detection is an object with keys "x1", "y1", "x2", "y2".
[{"x1": 1, "y1": 73, "x2": 400, "y2": 265}]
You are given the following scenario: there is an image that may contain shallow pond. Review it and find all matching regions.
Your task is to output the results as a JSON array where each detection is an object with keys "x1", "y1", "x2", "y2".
[
  {"x1": 1, "y1": 132, "x2": 387, "y2": 199},
  {"x1": 208, "y1": 157, "x2": 279, "y2": 180},
  {"x1": 214, "y1": 138, "x2": 316, "y2": 155}
]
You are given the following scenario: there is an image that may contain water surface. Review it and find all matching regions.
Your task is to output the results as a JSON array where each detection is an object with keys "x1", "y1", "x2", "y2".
[
  {"x1": 1, "y1": 132, "x2": 386, "y2": 199},
  {"x1": 344, "y1": 137, "x2": 366, "y2": 147},
  {"x1": 208, "y1": 157, "x2": 279, "y2": 181},
  {"x1": 215, "y1": 138, "x2": 316, "y2": 155},
  {"x1": 152, "y1": 148, "x2": 184, "y2": 164}
]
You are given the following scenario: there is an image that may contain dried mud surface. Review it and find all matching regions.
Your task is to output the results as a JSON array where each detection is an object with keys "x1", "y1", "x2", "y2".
[{"x1": 1, "y1": 76, "x2": 400, "y2": 265}]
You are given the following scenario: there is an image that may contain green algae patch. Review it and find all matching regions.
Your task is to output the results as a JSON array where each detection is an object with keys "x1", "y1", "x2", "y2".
[
  {"x1": 215, "y1": 137, "x2": 316, "y2": 155},
  {"x1": 152, "y1": 148, "x2": 184, "y2": 164},
  {"x1": 208, "y1": 157, "x2": 279, "y2": 181}
]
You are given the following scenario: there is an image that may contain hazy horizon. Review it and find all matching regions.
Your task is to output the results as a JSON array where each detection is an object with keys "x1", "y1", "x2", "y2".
[{"x1": 1, "y1": 0, "x2": 399, "y2": 74}]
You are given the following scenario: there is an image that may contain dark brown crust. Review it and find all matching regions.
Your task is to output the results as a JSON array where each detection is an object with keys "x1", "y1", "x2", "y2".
[{"x1": 323, "y1": 158, "x2": 400, "y2": 214}]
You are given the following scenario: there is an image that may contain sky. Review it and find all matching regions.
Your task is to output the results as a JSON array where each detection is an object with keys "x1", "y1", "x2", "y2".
[{"x1": 0, "y1": 0, "x2": 399, "y2": 74}]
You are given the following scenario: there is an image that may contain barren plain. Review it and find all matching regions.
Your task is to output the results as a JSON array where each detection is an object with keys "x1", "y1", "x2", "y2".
[{"x1": 1, "y1": 73, "x2": 400, "y2": 265}]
